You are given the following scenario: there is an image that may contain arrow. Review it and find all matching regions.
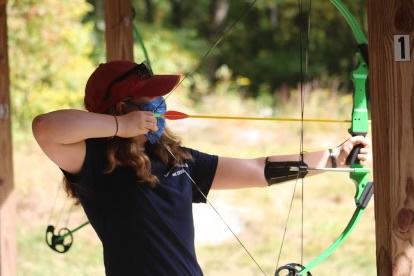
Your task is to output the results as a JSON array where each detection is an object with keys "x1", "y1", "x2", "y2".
[{"x1": 155, "y1": 110, "x2": 372, "y2": 124}]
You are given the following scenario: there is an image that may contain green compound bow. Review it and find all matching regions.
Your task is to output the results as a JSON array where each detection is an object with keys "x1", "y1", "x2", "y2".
[{"x1": 275, "y1": 1, "x2": 373, "y2": 275}]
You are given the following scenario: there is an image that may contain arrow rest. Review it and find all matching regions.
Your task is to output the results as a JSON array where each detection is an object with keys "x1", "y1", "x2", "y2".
[
  {"x1": 275, "y1": 263, "x2": 312, "y2": 276},
  {"x1": 45, "y1": 225, "x2": 73, "y2": 253}
]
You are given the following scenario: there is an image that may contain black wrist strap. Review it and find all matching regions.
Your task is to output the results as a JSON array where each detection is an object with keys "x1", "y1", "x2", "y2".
[{"x1": 264, "y1": 158, "x2": 308, "y2": 186}]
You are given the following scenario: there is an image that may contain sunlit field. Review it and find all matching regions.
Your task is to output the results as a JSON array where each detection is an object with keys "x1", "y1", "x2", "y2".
[{"x1": 14, "y1": 91, "x2": 375, "y2": 276}]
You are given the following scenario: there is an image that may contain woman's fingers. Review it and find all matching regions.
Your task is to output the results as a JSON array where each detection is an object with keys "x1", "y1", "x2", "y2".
[
  {"x1": 142, "y1": 112, "x2": 158, "y2": 132},
  {"x1": 350, "y1": 135, "x2": 370, "y2": 148},
  {"x1": 118, "y1": 111, "x2": 158, "y2": 137},
  {"x1": 337, "y1": 136, "x2": 371, "y2": 167}
]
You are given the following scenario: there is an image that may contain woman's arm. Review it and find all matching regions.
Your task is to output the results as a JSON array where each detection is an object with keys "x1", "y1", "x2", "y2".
[
  {"x1": 32, "y1": 109, "x2": 157, "y2": 174},
  {"x1": 211, "y1": 136, "x2": 370, "y2": 190}
]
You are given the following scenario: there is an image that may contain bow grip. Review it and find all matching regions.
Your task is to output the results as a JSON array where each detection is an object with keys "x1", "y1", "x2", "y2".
[{"x1": 345, "y1": 143, "x2": 363, "y2": 165}]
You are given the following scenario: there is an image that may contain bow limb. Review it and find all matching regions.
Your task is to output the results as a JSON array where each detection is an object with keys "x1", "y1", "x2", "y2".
[
  {"x1": 300, "y1": 1, "x2": 373, "y2": 274},
  {"x1": 329, "y1": 0, "x2": 369, "y2": 66},
  {"x1": 297, "y1": 169, "x2": 372, "y2": 275},
  {"x1": 329, "y1": 0, "x2": 368, "y2": 45},
  {"x1": 133, "y1": 20, "x2": 152, "y2": 68}
]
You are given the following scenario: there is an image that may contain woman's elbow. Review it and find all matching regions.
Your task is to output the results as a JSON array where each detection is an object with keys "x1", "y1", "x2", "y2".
[{"x1": 32, "y1": 114, "x2": 50, "y2": 141}]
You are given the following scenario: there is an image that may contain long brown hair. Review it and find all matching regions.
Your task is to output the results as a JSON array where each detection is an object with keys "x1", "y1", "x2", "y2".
[{"x1": 63, "y1": 128, "x2": 192, "y2": 203}]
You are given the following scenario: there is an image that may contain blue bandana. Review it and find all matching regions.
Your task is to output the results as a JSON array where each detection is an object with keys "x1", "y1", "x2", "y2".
[{"x1": 126, "y1": 97, "x2": 166, "y2": 144}]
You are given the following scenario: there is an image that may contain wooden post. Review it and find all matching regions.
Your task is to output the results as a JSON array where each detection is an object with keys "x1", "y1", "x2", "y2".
[
  {"x1": 0, "y1": 0, "x2": 17, "y2": 275},
  {"x1": 368, "y1": 0, "x2": 414, "y2": 274},
  {"x1": 104, "y1": 0, "x2": 134, "y2": 61}
]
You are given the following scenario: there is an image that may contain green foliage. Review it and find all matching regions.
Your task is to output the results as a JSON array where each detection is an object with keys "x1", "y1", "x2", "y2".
[
  {"x1": 82, "y1": 0, "x2": 368, "y2": 103},
  {"x1": 6, "y1": 0, "x2": 369, "y2": 139},
  {"x1": 8, "y1": 0, "x2": 94, "y2": 131},
  {"x1": 207, "y1": 0, "x2": 368, "y2": 97}
]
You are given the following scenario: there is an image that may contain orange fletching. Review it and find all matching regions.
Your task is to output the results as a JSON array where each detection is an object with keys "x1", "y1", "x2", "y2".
[{"x1": 163, "y1": 110, "x2": 189, "y2": 120}]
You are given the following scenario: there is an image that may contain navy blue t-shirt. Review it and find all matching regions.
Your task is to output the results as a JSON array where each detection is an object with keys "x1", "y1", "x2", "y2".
[{"x1": 63, "y1": 138, "x2": 218, "y2": 276}]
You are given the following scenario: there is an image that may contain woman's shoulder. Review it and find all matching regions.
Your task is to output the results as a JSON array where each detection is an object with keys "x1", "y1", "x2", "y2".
[{"x1": 180, "y1": 147, "x2": 218, "y2": 163}]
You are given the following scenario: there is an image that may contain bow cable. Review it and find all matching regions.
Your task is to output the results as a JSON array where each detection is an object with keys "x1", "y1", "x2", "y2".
[
  {"x1": 155, "y1": 1, "x2": 269, "y2": 274},
  {"x1": 275, "y1": 0, "x2": 312, "y2": 270},
  {"x1": 162, "y1": 143, "x2": 267, "y2": 275}
]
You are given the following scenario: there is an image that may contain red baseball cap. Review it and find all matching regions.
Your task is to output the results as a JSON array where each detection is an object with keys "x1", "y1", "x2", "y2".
[{"x1": 84, "y1": 60, "x2": 181, "y2": 113}]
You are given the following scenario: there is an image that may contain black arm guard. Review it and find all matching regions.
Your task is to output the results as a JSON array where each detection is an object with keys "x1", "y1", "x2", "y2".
[{"x1": 264, "y1": 158, "x2": 309, "y2": 186}]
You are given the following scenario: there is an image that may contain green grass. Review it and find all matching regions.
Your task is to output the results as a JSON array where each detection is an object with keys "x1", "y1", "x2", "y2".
[{"x1": 14, "y1": 91, "x2": 375, "y2": 276}]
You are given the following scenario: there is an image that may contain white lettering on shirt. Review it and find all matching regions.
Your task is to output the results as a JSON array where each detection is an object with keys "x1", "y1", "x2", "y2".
[{"x1": 164, "y1": 163, "x2": 189, "y2": 178}]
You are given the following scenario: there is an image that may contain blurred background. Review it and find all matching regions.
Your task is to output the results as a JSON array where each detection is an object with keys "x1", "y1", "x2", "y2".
[{"x1": 8, "y1": 0, "x2": 375, "y2": 275}]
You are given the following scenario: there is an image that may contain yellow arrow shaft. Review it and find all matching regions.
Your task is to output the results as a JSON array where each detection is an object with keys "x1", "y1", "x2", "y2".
[{"x1": 162, "y1": 113, "x2": 372, "y2": 123}]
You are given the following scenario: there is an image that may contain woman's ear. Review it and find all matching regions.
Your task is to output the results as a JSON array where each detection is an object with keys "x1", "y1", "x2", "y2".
[{"x1": 115, "y1": 102, "x2": 128, "y2": 115}]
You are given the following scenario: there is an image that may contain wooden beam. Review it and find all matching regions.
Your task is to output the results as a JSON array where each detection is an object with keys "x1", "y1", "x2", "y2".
[
  {"x1": 0, "y1": 1, "x2": 17, "y2": 275},
  {"x1": 368, "y1": 0, "x2": 414, "y2": 275},
  {"x1": 104, "y1": 0, "x2": 134, "y2": 61}
]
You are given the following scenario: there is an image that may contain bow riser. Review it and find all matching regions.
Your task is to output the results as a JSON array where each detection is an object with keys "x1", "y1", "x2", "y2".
[{"x1": 349, "y1": 55, "x2": 369, "y2": 137}]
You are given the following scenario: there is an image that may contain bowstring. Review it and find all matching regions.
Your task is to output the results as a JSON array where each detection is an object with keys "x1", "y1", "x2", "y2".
[
  {"x1": 162, "y1": 143, "x2": 267, "y2": 275},
  {"x1": 275, "y1": 173, "x2": 302, "y2": 269},
  {"x1": 47, "y1": 182, "x2": 70, "y2": 229},
  {"x1": 275, "y1": 0, "x2": 312, "y2": 270},
  {"x1": 300, "y1": 0, "x2": 312, "y2": 267},
  {"x1": 152, "y1": 1, "x2": 314, "y2": 273},
  {"x1": 153, "y1": 1, "x2": 268, "y2": 275}
]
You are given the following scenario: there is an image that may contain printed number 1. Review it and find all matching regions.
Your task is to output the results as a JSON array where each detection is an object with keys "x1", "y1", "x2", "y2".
[
  {"x1": 394, "y1": 35, "x2": 410, "y2": 61},
  {"x1": 398, "y1": 36, "x2": 406, "y2": 59}
]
